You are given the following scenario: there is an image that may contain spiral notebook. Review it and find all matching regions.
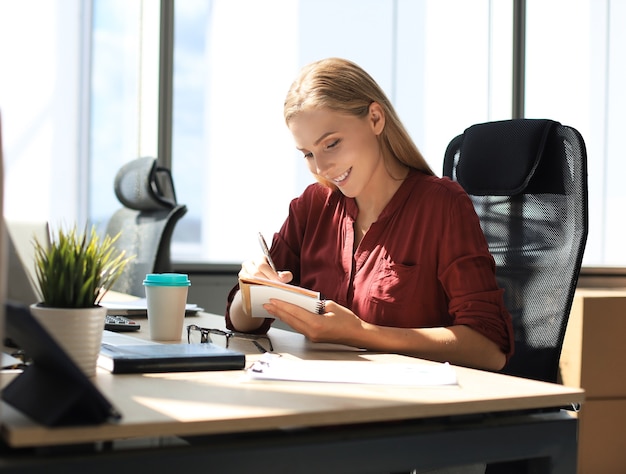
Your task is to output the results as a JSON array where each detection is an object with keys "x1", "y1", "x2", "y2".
[{"x1": 238, "y1": 277, "x2": 322, "y2": 318}]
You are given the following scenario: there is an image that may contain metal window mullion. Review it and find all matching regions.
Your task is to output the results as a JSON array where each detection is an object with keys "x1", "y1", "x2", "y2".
[
  {"x1": 158, "y1": 0, "x2": 175, "y2": 171},
  {"x1": 78, "y1": 1, "x2": 94, "y2": 227},
  {"x1": 512, "y1": 0, "x2": 526, "y2": 119}
]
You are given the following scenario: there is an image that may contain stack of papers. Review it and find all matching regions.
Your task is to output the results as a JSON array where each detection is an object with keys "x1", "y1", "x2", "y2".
[{"x1": 104, "y1": 299, "x2": 204, "y2": 316}]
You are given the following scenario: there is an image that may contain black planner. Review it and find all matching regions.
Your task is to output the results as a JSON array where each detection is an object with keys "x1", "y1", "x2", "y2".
[{"x1": 98, "y1": 342, "x2": 246, "y2": 374}]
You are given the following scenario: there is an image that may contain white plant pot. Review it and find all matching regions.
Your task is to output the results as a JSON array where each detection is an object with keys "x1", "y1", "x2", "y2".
[{"x1": 30, "y1": 304, "x2": 106, "y2": 378}]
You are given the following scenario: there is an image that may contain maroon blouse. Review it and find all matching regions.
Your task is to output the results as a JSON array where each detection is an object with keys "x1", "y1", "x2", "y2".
[{"x1": 226, "y1": 169, "x2": 514, "y2": 360}]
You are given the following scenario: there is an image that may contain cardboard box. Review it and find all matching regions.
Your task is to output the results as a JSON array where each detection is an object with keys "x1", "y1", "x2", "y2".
[
  {"x1": 577, "y1": 399, "x2": 626, "y2": 474},
  {"x1": 560, "y1": 289, "x2": 626, "y2": 398},
  {"x1": 560, "y1": 289, "x2": 626, "y2": 473}
]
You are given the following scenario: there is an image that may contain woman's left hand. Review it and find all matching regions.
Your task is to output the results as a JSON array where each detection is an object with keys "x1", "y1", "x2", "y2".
[{"x1": 262, "y1": 299, "x2": 362, "y2": 344}]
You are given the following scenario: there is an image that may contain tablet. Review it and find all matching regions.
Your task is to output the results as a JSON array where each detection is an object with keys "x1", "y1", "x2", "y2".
[{"x1": 2, "y1": 301, "x2": 122, "y2": 426}]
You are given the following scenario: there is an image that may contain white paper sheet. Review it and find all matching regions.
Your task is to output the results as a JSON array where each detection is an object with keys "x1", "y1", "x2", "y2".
[{"x1": 247, "y1": 353, "x2": 457, "y2": 386}]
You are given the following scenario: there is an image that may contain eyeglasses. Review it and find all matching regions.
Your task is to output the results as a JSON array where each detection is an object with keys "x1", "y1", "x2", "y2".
[{"x1": 186, "y1": 324, "x2": 274, "y2": 353}]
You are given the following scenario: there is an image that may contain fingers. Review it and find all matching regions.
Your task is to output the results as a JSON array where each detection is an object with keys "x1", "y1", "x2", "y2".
[
  {"x1": 239, "y1": 257, "x2": 279, "y2": 280},
  {"x1": 238, "y1": 261, "x2": 258, "y2": 279},
  {"x1": 264, "y1": 299, "x2": 332, "y2": 342},
  {"x1": 263, "y1": 299, "x2": 313, "y2": 332},
  {"x1": 263, "y1": 299, "x2": 301, "y2": 320},
  {"x1": 265, "y1": 299, "x2": 332, "y2": 324},
  {"x1": 239, "y1": 257, "x2": 294, "y2": 284},
  {"x1": 277, "y1": 270, "x2": 293, "y2": 283}
]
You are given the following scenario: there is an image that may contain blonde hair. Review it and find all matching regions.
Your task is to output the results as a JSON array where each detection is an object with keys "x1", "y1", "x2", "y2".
[{"x1": 284, "y1": 57, "x2": 434, "y2": 187}]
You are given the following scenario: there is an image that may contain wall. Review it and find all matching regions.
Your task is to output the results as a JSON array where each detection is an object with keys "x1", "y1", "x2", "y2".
[{"x1": 180, "y1": 271, "x2": 237, "y2": 316}]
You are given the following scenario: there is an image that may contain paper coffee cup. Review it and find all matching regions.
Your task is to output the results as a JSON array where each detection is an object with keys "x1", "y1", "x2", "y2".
[{"x1": 143, "y1": 273, "x2": 191, "y2": 341}]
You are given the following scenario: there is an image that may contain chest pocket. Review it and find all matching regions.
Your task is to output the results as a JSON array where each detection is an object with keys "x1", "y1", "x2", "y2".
[{"x1": 367, "y1": 258, "x2": 419, "y2": 307}]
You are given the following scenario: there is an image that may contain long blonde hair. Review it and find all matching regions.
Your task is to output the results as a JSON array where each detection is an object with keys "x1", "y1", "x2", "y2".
[{"x1": 284, "y1": 57, "x2": 434, "y2": 188}]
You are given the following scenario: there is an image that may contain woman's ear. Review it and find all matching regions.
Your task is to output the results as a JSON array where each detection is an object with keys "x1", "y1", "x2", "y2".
[{"x1": 368, "y1": 102, "x2": 385, "y2": 135}]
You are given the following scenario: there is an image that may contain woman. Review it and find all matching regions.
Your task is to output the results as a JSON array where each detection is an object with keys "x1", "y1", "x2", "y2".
[{"x1": 226, "y1": 57, "x2": 513, "y2": 371}]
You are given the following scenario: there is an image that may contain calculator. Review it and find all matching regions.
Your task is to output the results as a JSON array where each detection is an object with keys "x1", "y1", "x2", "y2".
[{"x1": 104, "y1": 315, "x2": 141, "y2": 332}]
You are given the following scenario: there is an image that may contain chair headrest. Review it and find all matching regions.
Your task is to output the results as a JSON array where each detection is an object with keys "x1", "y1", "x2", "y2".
[
  {"x1": 114, "y1": 157, "x2": 177, "y2": 211},
  {"x1": 456, "y1": 119, "x2": 559, "y2": 196}
]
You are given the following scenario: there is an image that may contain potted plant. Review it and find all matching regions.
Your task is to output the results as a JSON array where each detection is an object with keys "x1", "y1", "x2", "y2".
[{"x1": 31, "y1": 224, "x2": 132, "y2": 377}]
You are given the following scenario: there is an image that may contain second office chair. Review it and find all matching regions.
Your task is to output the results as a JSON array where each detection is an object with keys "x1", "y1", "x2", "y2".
[{"x1": 105, "y1": 157, "x2": 187, "y2": 296}]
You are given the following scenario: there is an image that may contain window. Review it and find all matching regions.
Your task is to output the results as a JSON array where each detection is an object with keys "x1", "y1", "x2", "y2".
[
  {"x1": 89, "y1": 0, "x2": 162, "y2": 236},
  {"x1": 3, "y1": 0, "x2": 622, "y2": 268},
  {"x1": 168, "y1": 0, "x2": 513, "y2": 262},
  {"x1": 525, "y1": 0, "x2": 626, "y2": 266},
  {"x1": 0, "y1": 0, "x2": 86, "y2": 224}
]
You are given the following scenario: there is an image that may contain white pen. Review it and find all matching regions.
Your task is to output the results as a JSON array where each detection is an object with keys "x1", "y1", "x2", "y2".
[{"x1": 258, "y1": 232, "x2": 277, "y2": 273}]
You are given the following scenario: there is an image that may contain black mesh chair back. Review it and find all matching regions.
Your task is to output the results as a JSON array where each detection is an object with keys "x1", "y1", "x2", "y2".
[
  {"x1": 443, "y1": 119, "x2": 588, "y2": 383},
  {"x1": 105, "y1": 157, "x2": 187, "y2": 296}
]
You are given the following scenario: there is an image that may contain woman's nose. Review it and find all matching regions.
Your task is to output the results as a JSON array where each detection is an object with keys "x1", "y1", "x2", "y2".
[{"x1": 314, "y1": 158, "x2": 331, "y2": 177}]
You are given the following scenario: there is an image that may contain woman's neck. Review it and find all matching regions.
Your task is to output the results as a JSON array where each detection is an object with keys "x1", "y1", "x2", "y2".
[
  {"x1": 353, "y1": 162, "x2": 409, "y2": 248},
  {"x1": 355, "y1": 160, "x2": 409, "y2": 219}
]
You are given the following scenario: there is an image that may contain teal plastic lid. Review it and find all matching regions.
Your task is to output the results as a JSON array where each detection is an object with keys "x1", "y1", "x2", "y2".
[{"x1": 143, "y1": 273, "x2": 191, "y2": 287}]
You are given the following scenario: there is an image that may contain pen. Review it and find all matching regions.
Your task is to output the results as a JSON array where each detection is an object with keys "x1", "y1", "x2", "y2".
[{"x1": 258, "y1": 232, "x2": 277, "y2": 273}]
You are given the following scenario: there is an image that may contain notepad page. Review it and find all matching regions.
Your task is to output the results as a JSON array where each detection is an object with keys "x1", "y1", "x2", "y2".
[{"x1": 249, "y1": 285, "x2": 321, "y2": 318}]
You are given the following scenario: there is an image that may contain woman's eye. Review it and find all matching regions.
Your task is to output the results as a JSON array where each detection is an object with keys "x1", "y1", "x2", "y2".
[
  {"x1": 303, "y1": 152, "x2": 313, "y2": 159},
  {"x1": 326, "y1": 139, "x2": 340, "y2": 150}
]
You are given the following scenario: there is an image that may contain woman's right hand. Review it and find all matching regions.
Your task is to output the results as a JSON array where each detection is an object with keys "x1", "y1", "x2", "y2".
[
  {"x1": 239, "y1": 256, "x2": 293, "y2": 284},
  {"x1": 228, "y1": 256, "x2": 293, "y2": 332}
]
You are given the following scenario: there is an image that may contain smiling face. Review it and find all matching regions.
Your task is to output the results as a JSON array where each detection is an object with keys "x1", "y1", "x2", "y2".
[{"x1": 288, "y1": 103, "x2": 387, "y2": 199}]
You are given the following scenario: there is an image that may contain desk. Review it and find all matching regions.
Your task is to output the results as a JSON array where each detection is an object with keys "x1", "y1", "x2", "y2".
[{"x1": 1, "y1": 313, "x2": 584, "y2": 473}]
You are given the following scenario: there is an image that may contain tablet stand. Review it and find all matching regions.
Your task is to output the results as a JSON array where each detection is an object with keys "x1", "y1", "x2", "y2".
[{"x1": 2, "y1": 302, "x2": 121, "y2": 427}]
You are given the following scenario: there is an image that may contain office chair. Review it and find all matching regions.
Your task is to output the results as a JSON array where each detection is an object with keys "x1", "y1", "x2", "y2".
[
  {"x1": 443, "y1": 119, "x2": 588, "y2": 384},
  {"x1": 105, "y1": 157, "x2": 187, "y2": 296}
]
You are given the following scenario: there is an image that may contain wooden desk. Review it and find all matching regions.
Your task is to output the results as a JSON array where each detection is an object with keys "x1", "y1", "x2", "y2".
[{"x1": 1, "y1": 313, "x2": 584, "y2": 473}]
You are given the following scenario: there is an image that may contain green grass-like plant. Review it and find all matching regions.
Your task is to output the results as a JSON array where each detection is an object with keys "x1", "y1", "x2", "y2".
[{"x1": 33, "y1": 225, "x2": 133, "y2": 308}]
